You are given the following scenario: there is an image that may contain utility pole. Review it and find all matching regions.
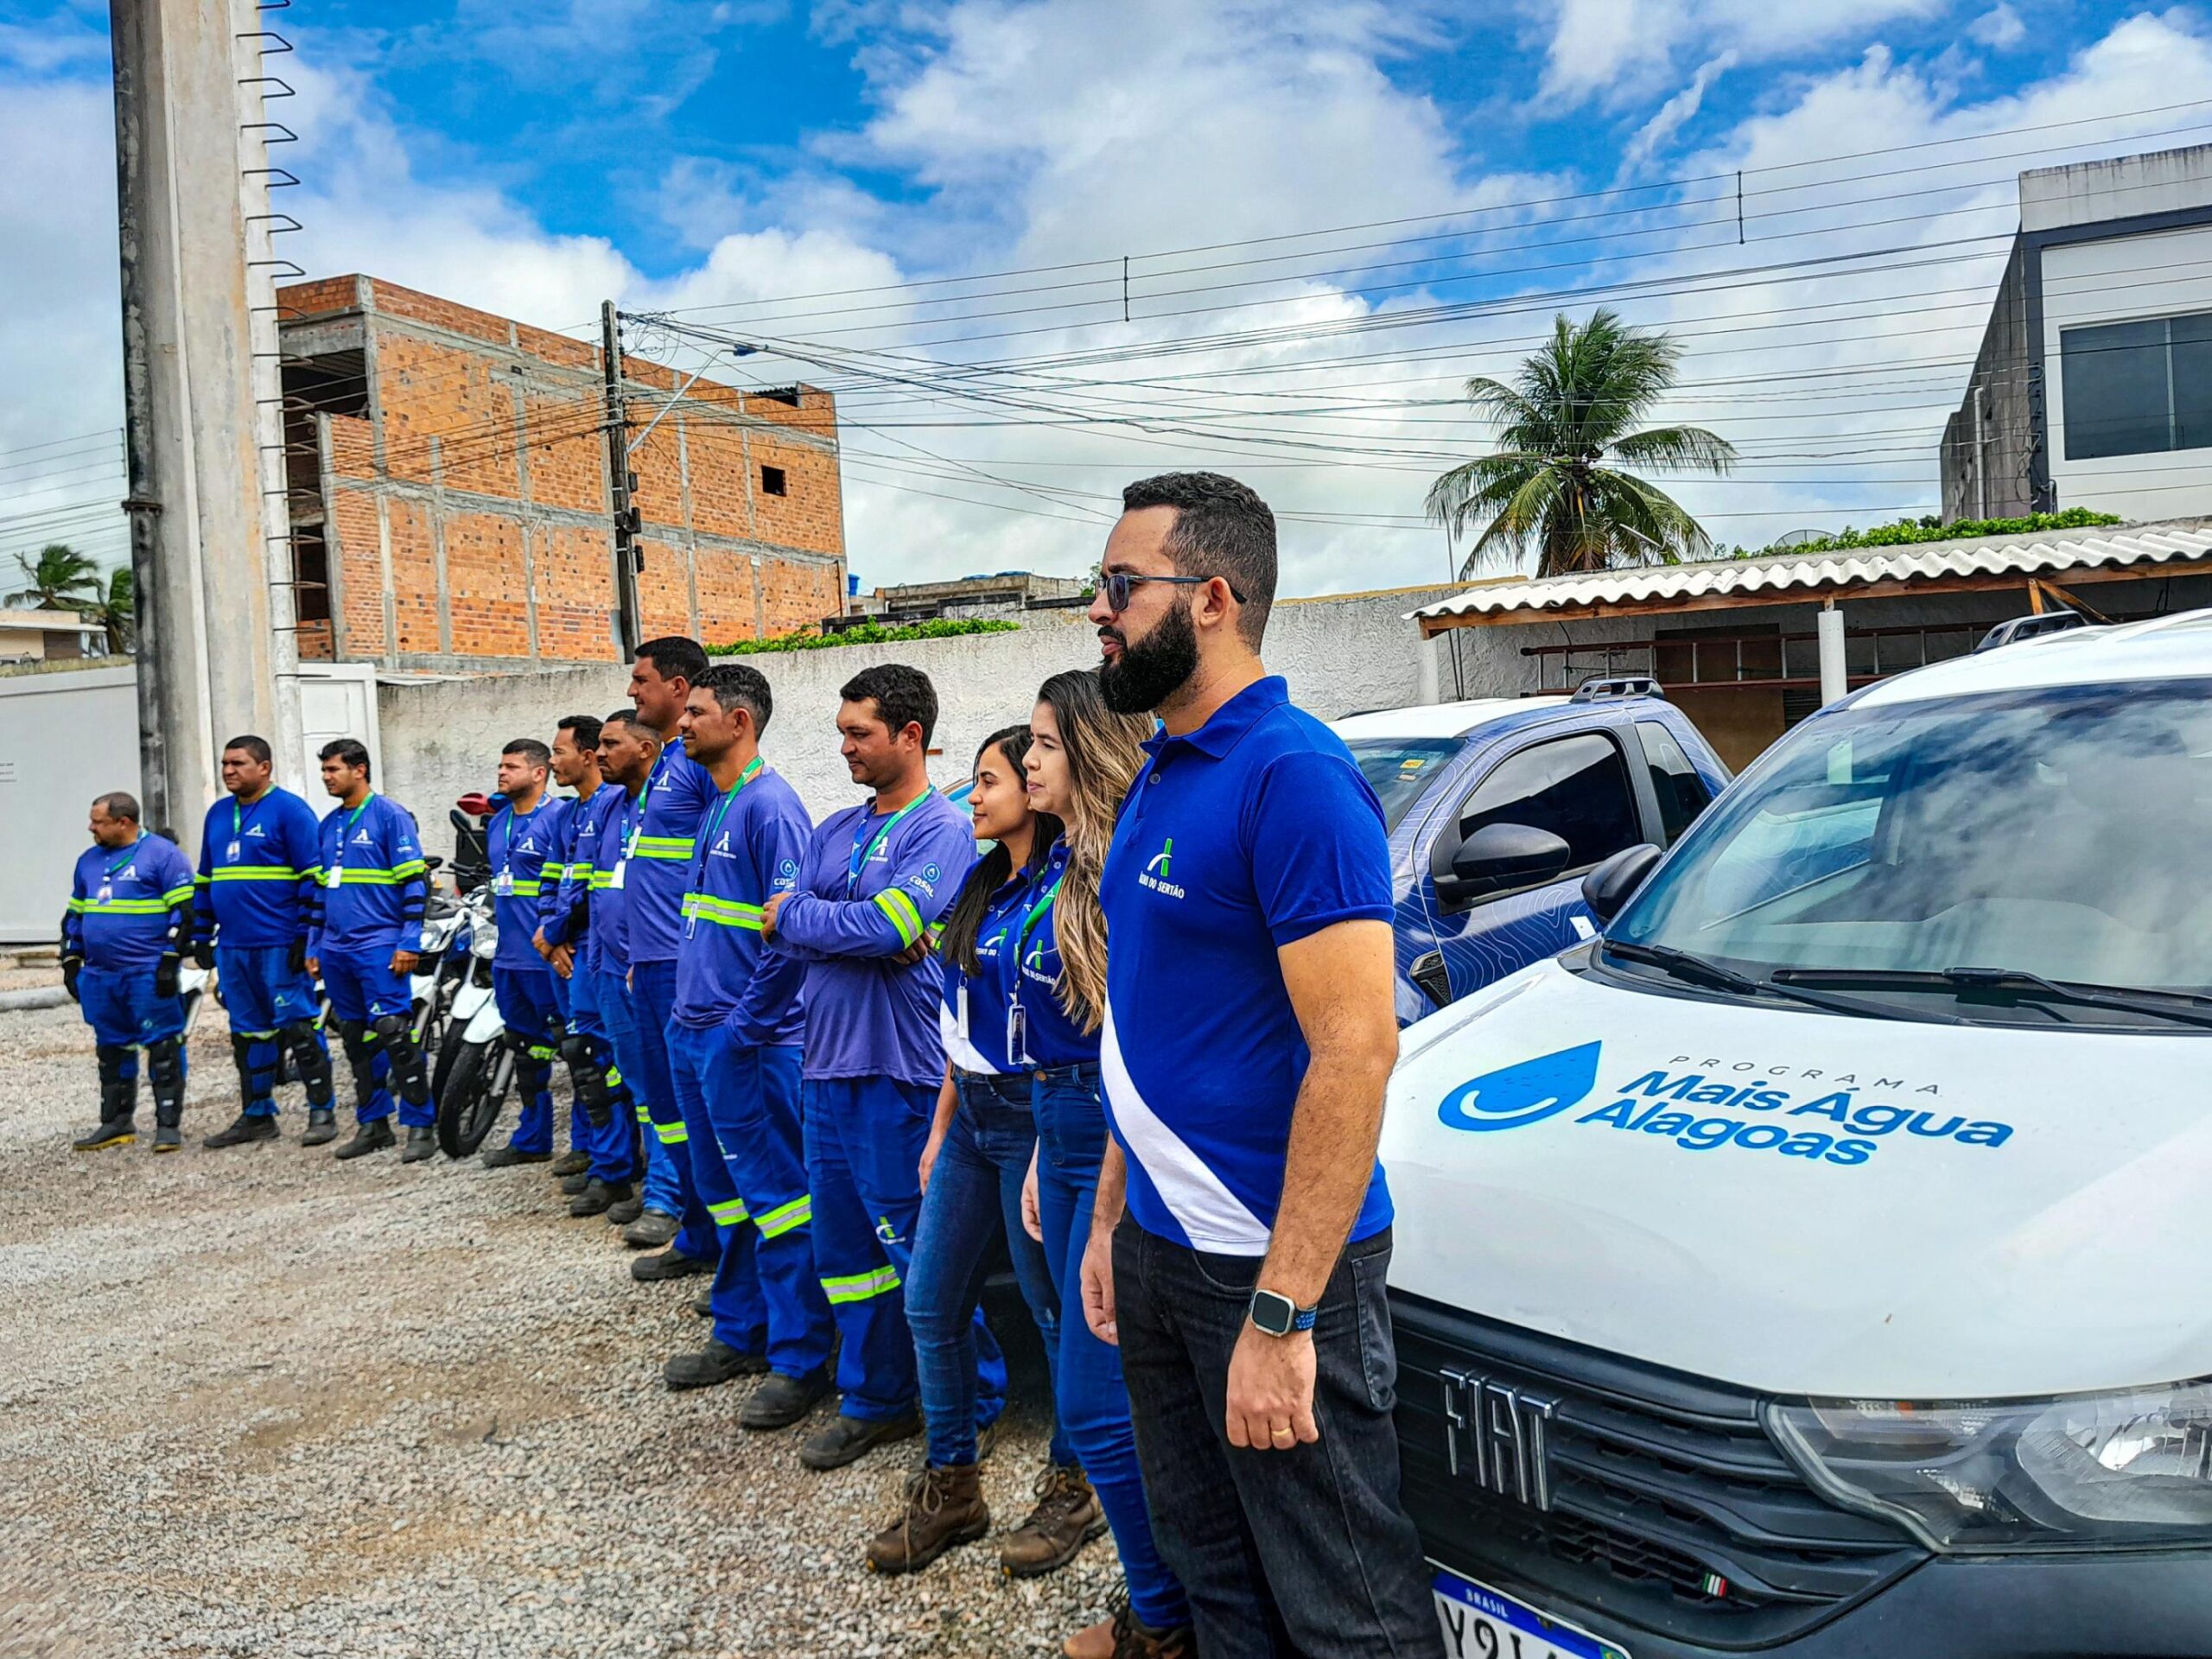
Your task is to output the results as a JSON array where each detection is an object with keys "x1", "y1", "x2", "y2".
[
  {"x1": 601, "y1": 302, "x2": 642, "y2": 660},
  {"x1": 109, "y1": 0, "x2": 300, "y2": 843}
]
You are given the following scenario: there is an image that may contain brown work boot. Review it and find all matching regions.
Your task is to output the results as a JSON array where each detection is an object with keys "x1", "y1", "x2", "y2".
[
  {"x1": 999, "y1": 1462, "x2": 1106, "y2": 1579},
  {"x1": 863, "y1": 1462, "x2": 989, "y2": 1575},
  {"x1": 1078, "y1": 1592, "x2": 1194, "y2": 1659}
]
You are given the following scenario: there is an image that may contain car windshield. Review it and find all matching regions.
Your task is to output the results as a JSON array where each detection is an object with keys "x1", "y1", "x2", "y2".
[
  {"x1": 1612, "y1": 680, "x2": 2212, "y2": 1006},
  {"x1": 1344, "y1": 737, "x2": 1462, "y2": 830}
]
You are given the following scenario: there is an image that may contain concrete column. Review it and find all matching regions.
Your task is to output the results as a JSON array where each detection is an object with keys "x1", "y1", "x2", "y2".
[{"x1": 1816, "y1": 602, "x2": 1848, "y2": 706}]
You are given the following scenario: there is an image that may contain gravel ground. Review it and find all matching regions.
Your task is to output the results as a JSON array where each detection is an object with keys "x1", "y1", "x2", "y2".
[{"x1": 0, "y1": 990, "x2": 1119, "y2": 1659}]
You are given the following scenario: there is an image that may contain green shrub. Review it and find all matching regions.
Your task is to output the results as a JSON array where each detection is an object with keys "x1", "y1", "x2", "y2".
[
  {"x1": 705, "y1": 617, "x2": 1020, "y2": 656},
  {"x1": 1730, "y1": 507, "x2": 2123, "y2": 560}
]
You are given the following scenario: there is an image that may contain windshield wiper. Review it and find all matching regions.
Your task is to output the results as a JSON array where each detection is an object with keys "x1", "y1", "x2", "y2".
[
  {"x1": 1774, "y1": 966, "x2": 2212, "y2": 1032},
  {"x1": 1601, "y1": 940, "x2": 1952, "y2": 1024}
]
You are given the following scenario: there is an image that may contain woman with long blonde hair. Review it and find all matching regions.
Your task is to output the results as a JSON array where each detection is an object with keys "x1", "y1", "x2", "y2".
[{"x1": 1020, "y1": 668, "x2": 1192, "y2": 1659}]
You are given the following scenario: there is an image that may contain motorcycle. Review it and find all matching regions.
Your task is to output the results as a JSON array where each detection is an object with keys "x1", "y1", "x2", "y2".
[{"x1": 434, "y1": 880, "x2": 511, "y2": 1158}]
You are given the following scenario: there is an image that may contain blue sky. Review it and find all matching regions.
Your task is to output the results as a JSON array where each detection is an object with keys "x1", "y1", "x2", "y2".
[{"x1": 0, "y1": 0, "x2": 2197, "y2": 594}]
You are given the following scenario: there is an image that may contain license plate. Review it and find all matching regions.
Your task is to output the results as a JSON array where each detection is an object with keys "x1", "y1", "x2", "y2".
[{"x1": 1433, "y1": 1567, "x2": 1629, "y2": 1659}]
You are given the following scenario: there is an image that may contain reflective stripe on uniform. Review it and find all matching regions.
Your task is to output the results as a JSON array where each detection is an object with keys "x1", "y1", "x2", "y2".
[
  {"x1": 655, "y1": 1119, "x2": 689, "y2": 1145},
  {"x1": 754, "y1": 1196, "x2": 811, "y2": 1239},
  {"x1": 873, "y1": 888, "x2": 924, "y2": 947},
  {"x1": 679, "y1": 893, "x2": 763, "y2": 931},
  {"x1": 819, "y1": 1264, "x2": 900, "y2": 1305},
  {"x1": 69, "y1": 897, "x2": 173, "y2": 914},
  {"x1": 207, "y1": 866, "x2": 306, "y2": 881},
  {"x1": 632, "y1": 836, "x2": 695, "y2": 861},
  {"x1": 707, "y1": 1196, "x2": 750, "y2": 1226}
]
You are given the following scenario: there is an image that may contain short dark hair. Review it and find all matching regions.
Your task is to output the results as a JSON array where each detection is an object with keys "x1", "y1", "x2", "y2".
[
  {"x1": 602, "y1": 708, "x2": 657, "y2": 744},
  {"x1": 636, "y1": 635, "x2": 709, "y2": 685},
  {"x1": 221, "y1": 734, "x2": 272, "y2": 766},
  {"x1": 557, "y1": 714, "x2": 602, "y2": 752},
  {"x1": 1122, "y1": 471, "x2": 1277, "y2": 646},
  {"x1": 696, "y1": 662, "x2": 773, "y2": 735},
  {"x1": 92, "y1": 790, "x2": 140, "y2": 823},
  {"x1": 318, "y1": 737, "x2": 372, "y2": 780},
  {"x1": 839, "y1": 663, "x2": 938, "y2": 747},
  {"x1": 502, "y1": 737, "x2": 550, "y2": 769}
]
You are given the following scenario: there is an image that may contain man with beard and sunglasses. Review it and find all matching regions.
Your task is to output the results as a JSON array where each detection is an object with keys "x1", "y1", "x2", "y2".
[{"x1": 1080, "y1": 473, "x2": 1437, "y2": 1657}]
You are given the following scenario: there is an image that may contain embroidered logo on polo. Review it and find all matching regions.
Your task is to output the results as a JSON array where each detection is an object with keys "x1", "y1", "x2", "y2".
[
  {"x1": 1137, "y1": 836, "x2": 1185, "y2": 899},
  {"x1": 245, "y1": 824, "x2": 266, "y2": 838}
]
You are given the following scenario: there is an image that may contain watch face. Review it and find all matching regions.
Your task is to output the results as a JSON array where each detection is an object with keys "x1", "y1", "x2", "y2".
[{"x1": 1249, "y1": 1289, "x2": 1294, "y2": 1336}]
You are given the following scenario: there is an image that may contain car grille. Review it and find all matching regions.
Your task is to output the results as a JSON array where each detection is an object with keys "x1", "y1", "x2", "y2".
[{"x1": 1392, "y1": 1294, "x2": 1929, "y2": 1648}]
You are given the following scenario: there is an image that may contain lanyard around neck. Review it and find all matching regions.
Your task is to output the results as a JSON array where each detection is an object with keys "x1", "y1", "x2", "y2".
[
  {"x1": 692, "y1": 757, "x2": 763, "y2": 889},
  {"x1": 334, "y1": 794, "x2": 372, "y2": 867},
  {"x1": 846, "y1": 791, "x2": 929, "y2": 893}
]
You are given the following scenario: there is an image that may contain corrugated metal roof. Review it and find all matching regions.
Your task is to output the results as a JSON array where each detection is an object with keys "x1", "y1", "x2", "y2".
[{"x1": 1408, "y1": 517, "x2": 2212, "y2": 625}]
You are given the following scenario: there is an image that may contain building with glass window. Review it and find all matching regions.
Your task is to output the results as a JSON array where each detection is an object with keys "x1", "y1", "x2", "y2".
[{"x1": 1942, "y1": 144, "x2": 2212, "y2": 524}]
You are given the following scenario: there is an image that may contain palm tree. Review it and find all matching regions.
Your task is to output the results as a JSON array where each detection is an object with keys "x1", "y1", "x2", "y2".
[
  {"x1": 6, "y1": 542, "x2": 103, "y2": 610},
  {"x1": 1426, "y1": 309, "x2": 1737, "y2": 579},
  {"x1": 81, "y1": 566, "x2": 135, "y2": 654}
]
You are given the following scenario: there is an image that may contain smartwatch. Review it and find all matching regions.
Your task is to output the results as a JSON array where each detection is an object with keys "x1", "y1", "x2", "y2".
[{"x1": 1248, "y1": 1287, "x2": 1319, "y2": 1337}]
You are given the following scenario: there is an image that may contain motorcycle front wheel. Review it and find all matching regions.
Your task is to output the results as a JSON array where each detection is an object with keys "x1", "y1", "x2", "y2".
[{"x1": 435, "y1": 1038, "x2": 512, "y2": 1159}]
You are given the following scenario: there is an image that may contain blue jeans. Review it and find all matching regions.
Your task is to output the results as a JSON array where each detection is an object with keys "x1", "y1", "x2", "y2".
[
  {"x1": 627, "y1": 959, "x2": 715, "y2": 1261},
  {"x1": 1034, "y1": 1068, "x2": 1188, "y2": 1630},
  {"x1": 909, "y1": 1071, "x2": 1069, "y2": 1469},
  {"x1": 804, "y1": 1074, "x2": 1007, "y2": 1426}
]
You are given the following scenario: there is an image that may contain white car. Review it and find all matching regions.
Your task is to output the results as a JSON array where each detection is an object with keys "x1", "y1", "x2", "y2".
[{"x1": 1383, "y1": 609, "x2": 2212, "y2": 1659}]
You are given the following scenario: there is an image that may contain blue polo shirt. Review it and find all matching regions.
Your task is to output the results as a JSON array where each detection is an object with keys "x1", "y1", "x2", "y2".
[
  {"x1": 672, "y1": 761, "x2": 810, "y2": 1046},
  {"x1": 486, "y1": 798, "x2": 557, "y2": 972},
  {"x1": 938, "y1": 857, "x2": 1037, "y2": 1076},
  {"x1": 1003, "y1": 840, "x2": 1097, "y2": 1071},
  {"x1": 1098, "y1": 676, "x2": 1394, "y2": 1256},
  {"x1": 626, "y1": 743, "x2": 717, "y2": 966},
  {"x1": 193, "y1": 785, "x2": 322, "y2": 949}
]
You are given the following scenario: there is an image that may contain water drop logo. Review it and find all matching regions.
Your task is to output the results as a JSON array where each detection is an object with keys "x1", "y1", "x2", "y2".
[{"x1": 1439, "y1": 1042, "x2": 1603, "y2": 1133}]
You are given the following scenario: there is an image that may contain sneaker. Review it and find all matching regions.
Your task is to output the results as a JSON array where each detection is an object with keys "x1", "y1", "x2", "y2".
[
  {"x1": 568, "y1": 1178, "x2": 631, "y2": 1218},
  {"x1": 300, "y1": 1108, "x2": 339, "y2": 1147},
  {"x1": 551, "y1": 1149, "x2": 591, "y2": 1178},
  {"x1": 801, "y1": 1406, "x2": 920, "y2": 1471},
  {"x1": 482, "y1": 1144, "x2": 550, "y2": 1169},
  {"x1": 663, "y1": 1339, "x2": 771, "y2": 1391},
  {"x1": 401, "y1": 1125, "x2": 438, "y2": 1164},
  {"x1": 204, "y1": 1112, "x2": 279, "y2": 1150},
  {"x1": 560, "y1": 1171, "x2": 593, "y2": 1196},
  {"x1": 621, "y1": 1209, "x2": 680, "y2": 1249},
  {"x1": 605, "y1": 1195, "x2": 646, "y2": 1226},
  {"x1": 999, "y1": 1464, "x2": 1107, "y2": 1579},
  {"x1": 741, "y1": 1367, "x2": 831, "y2": 1432},
  {"x1": 334, "y1": 1118, "x2": 397, "y2": 1160},
  {"x1": 631, "y1": 1248, "x2": 711, "y2": 1283},
  {"x1": 73, "y1": 1117, "x2": 137, "y2": 1152},
  {"x1": 864, "y1": 1463, "x2": 989, "y2": 1574},
  {"x1": 152, "y1": 1126, "x2": 182, "y2": 1154}
]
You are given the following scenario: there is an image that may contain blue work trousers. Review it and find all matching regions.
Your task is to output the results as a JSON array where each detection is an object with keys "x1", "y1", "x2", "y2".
[
  {"x1": 79, "y1": 966, "x2": 186, "y2": 1050},
  {"x1": 625, "y1": 960, "x2": 715, "y2": 1261},
  {"x1": 564, "y1": 965, "x2": 637, "y2": 1184},
  {"x1": 910, "y1": 1071, "x2": 1070, "y2": 1469},
  {"x1": 804, "y1": 1073, "x2": 1007, "y2": 1427},
  {"x1": 546, "y1": 967, "x2": 589, "y2": 1159},
  {"x1": 493, "y1": 965, "x2": 563, "y2": 1154},
  {"x1": 1034, "y1": 1067, "x2": 1188, "y2": 1630},
  {"x1": 669, "y1": 1024, "x2": 835, "y2": 1379},
  {"x1": 588, "y1": 964, "x2": 659, "y2": 1191},
  {"x1": 320, "y1": 948, "x2": 424, "y2": 1126},
  {"x1": 217, "y1": 944, "x2": 323, "y2": 1117}
]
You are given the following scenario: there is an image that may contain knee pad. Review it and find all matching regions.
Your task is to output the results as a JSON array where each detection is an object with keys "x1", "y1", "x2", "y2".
[
  {"x1": 504, "y1": 1026, "x2": 537, "y2": 1058},
  {"x1": 334, "y1": 1016, "x2": 377, "y2": 1073},
  {"x1": 278, "y1": 1018, "x2": 334, "y2": 1106},
  {"x1": 372, "y1": 1011, "x2": 429, "y2": 1100},
  {"x1": 95, "y1": 1044, "x2": 137, "y2": 1119},
  {"x1": 558, "y1": 1032, "x2": 615, "y2": 1125},
  {"x1": 147, "y1": 1035, "x2": 185, "y2": 1091}
]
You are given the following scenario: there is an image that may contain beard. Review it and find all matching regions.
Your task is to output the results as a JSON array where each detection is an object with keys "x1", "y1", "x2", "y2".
[{"x1": 1099, "y1": 597, "x2": 1199, "y2": 714}]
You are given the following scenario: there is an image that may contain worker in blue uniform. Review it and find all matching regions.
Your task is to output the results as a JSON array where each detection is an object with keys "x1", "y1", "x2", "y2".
[
  {"x1": 616, "y1": 635, "x2": 720, "y2": 1268},
  {"x1": 532, "y1": 714, "x2": 602, "y2": 1185},
  {"x1": 192, "y1": 734, "x2": 337, "y2": 1149},
  {"x1": 760, "y1": 663, "x2": 1006, "y2": 1471},
  {"x1": 62, "y1": 791, "x2": 194, "y2": 1153},
  {"x1": 539, "y1": 715, "x2": 639, "y2": 1217},
  {"x1": 480, "y1": 737, "x2": 566, "y2": 1169},
  {"x1": 582, "y1": 711, "x2": 671, "y2": 1230},
  {"x1": 658, "y1": 663, "x2": 836, "y2": 1420},
  {"x1": 306, "y1": 738, "x2": 435, "y2": 1163}
]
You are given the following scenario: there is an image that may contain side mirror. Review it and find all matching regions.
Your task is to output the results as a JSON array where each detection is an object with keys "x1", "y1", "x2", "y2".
[
  {"x1": 1440, "y1": 822, "x2": 1573, "y2": 904},
  {"x1": 448, "y1": 807, "x2": 479, "y2": 834},
  {"x1": 422, "y1": 854, "x2": 446, "y2": 873},
  {"x1": 1582, "y1": 843, "x2": 1662, "y2": 924}
]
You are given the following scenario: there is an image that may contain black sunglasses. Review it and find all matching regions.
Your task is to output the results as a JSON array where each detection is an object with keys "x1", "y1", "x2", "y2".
[{"x1": 1095, "y1": 569, "x2": 1247, "y2": 614}]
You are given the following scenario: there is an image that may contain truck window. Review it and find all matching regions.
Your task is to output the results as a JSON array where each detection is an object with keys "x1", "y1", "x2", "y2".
[
  {"x1": 1636, "y1": 719, "x2": 1713, "y2": 845},
  {"x1": 1343, "y1": 738, "x2": 1462, "y2": 831},
  {"x1": 1459, "y1": 732, "x2": 1640, "y2": 871}
]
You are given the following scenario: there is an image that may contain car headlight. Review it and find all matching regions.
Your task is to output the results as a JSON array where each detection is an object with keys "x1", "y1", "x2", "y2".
[
  {"x1": 470, "y1": 923, "x2": 499, "y2": 960},
  {"x1": 1770, "y1": 1382, "x2": 2212, "y2": 1551}
]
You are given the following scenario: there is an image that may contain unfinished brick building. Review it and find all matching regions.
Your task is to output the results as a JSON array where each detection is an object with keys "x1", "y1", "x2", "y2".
[{"x1": 276, "y1": 276, "x2": 847, "y2": 668}]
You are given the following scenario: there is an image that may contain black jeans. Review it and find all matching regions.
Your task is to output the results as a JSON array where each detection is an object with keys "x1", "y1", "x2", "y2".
[{"x1": 1115, "y1": 1219, "x2": 1440, "y2": 1658}]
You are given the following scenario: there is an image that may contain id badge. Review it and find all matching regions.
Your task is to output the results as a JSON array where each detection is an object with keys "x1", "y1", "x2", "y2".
[
  {"x1": 226, "y1": 839, "x2": 242, "y2": 861},
  {"x1": 324, "y1": 866, "x2": 343, "y2": 889},
  {"x1": 493, "y1": 868, "x2": 515, "y2": 897},
  {"x1": 608, "y1": 859, "x2": 626, "y2": 890},
  {"x1": 956, "y1": 983, "x2": 970, "y2": 1042},
  {"x1": 1007, "y1": 1000, "x2": 1034, "y2": 1068},
  {"x1": 97, "y1": 882, "x2": 112, "y2": 905}
]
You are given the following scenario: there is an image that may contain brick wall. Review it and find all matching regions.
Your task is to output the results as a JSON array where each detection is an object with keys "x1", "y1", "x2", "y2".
[{"x1": 280, "y1": 274, "x2": 847, "y2": 671}]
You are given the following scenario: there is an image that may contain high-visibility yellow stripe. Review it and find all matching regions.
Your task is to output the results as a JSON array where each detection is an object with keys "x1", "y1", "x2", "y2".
[
  {"x1": 874, "y1": 888, "x2": 923, "y2": 947},
  {"x1": 72, "y1": 898, "x2": 173, "y2": 914},
  {"x1": 505, "y1": 879, "x2": 543, "y2": 896},
  {"x1": 162, "y1": 885, "x2": 194, "y2": 905},
  {"x1": 590, "y1": 871, "x2": 617, "y2": 889},
  {"x1": 330, "y1": 868, "x2": 421, "y2": 886},
  {"x1": 756, "y1": 1196, "x2": 812, "y2": 1239},
  {"x1": 708, "y1": 1197, "x2": 750, "y2": 1225},
  {"x1": 820, "y1": 1265, "x2": 901, "y2": 1305},
  {"x1": 633, "y1": 836, "x2": 694, "y2": 861},
  {"x1": 654, "y1": 1120, "x2": 689, "y2": 1145},
  {"x1": 680, "y1": 893, "x2": 765, "y2": 931},
  {"x1": 634, "y1": 1102, "x2": 651, "y2": 1123},
  {"x1": 208, "y1": 866, "x2": 306, "y2": 881}
]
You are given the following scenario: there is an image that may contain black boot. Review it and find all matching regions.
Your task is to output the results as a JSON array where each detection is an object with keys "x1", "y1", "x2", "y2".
[
  {"x1": 692, "y1": 1287, "x2": 713, "y2": 1318},
  {"x1": 301, "y1": 1108, "x2": 339, "y2": 1147},
  {"x1": 481, "y1": 1143, "x2": 549, "y2": 1169},
  {"x1": 79, "y1": 1046, "x2": 138, "y2": 1149},
  {"x1": 401, "y1": 1124, "x2": 438, "y2": 1164},
  {"x1": 334, "y1": 1118, "x2": 396, "y2": 1160},
  {"x1": 73, "y1": 1116, "x2": 137, "y2": 1151},
  {"x1": 741, "y1": 1367, "x2": 832, "y2": 1432},
  {"x1": 631, "y1": 1247, "x2": 712, "y2": 1283},
  {"x1": 560, "y1": 1170, "x2": 594, "y2": 1195},
  {"x1": 551, "y1": 1148, "x2": 591, "y2": 1178},
  {"x1": 663, "y1": 1339, "x2": 770, "y2": 1391},
  {"x1": 622, "y1": 1209, "x2": 680, "y2": 1249},
  {"x1": 152, "y1": 1126, "x2": 182, "y2": 1154},
  {"x1": 568, "y1": 1179, "x2": 630, "y2": 1218},
  {"x1": 605, "y1": 1194, "x2": 646, "y2": 1226},
  {"x1": 801, "y1": 1405, "x2": 921, "y2": 1471},
  {"x1": 204, "y1": 1112, "x2": 280, "y2": 1149}
]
